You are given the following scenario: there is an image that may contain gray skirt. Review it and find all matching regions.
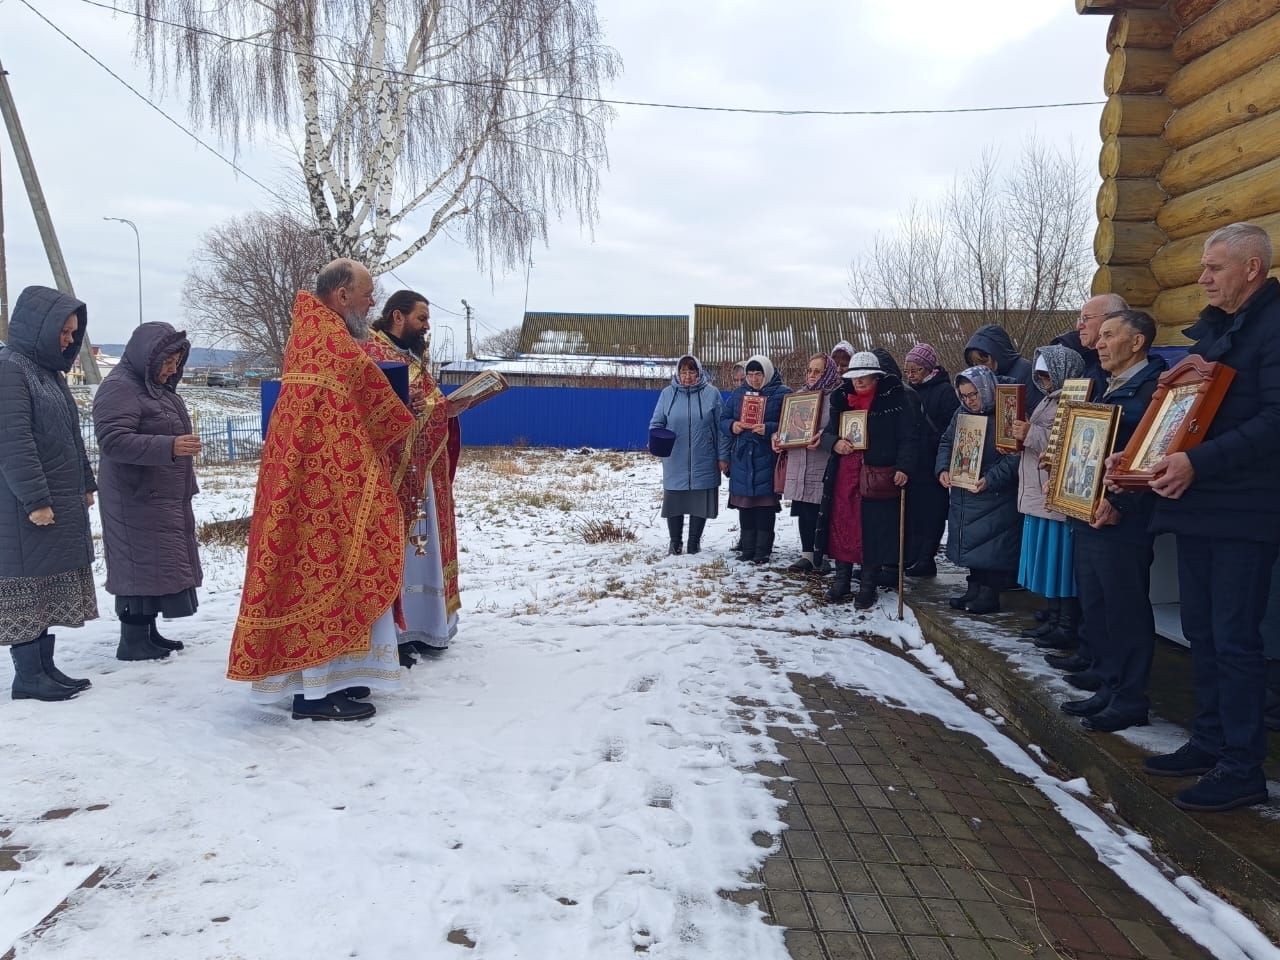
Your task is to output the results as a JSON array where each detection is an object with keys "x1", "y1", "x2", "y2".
[
  {"x1": 662, "y1": 488, "x2": 719, "y2": 519},
  {"x1": 0, "y1": 566, "x2": 99, "y2": 645}
]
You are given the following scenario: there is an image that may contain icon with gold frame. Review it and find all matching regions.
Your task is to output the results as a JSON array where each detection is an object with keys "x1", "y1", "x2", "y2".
[
  {"x1": 1047, "y1": 401, "x2": 1121, "y2": 522},
  {"x1": 776, "y1": 390, "x2": 824, "y2": 449},
  {"x1": 839, "y1": 410, "x2": 868, "y2": 450},
  {"x1": 948, "y1": 413, "x2": 987, "y2": 492}
]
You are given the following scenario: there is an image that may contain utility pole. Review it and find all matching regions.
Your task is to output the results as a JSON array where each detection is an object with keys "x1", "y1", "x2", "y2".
[
  {"x1": 461, "y1": 298, "x2": 473, "y2": 358},
  {"x1": 0, "y1": 59, "x2": 100, "y2": 382}
]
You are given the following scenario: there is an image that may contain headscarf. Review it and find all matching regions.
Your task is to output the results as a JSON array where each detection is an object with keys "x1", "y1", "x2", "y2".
[
  {"x1": 1031, "y1": 344, "x2": 1085, "y2": 398},
  {"x1": 805, "y1": 354, "x2": 841, "y2": 393},
  {"x1": 744, "y1": 353, "x2": 775, "y2": 384},
  {"x1": 830, "y1": 339, "x2": 855, "y2": 359},
  {"x1": 955, "y1": 365, "x2": 997, "y2": 415},
  {"x1": 670, "y1": 354, "x2": 711, "y2": 392}
]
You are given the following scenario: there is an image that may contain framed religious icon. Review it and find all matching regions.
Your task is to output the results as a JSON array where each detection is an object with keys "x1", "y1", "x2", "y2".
[
  {"x1": 1046, "y1": 402, "x2": 1121, "y2": 522},
  {"x1": 839, "y1": 410, "x2": 868, "y2": 451},
  {"x1": 1040, "y1": 378, "x2": 1093, "y2": 470},
  {"x1": 1105, "y1": 356, "x2": 1236, "y2": 492},
  {"x1": 948, "y1": 414, "x2": 987, "y2": 492},
  {"x1": 994, "y1": 384, "x2": 1025, "y2": 453},
  {"x1": 740, "y1": 392, "x2": 766, "y2": 429},
  {"x1": 776, "y1": 391, "x2": 823, "y2": 449}
]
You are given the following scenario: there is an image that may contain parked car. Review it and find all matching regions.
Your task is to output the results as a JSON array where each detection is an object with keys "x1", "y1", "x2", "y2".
[{"x1": 206, "y1": 372, "x2": 242, "y2": 388}]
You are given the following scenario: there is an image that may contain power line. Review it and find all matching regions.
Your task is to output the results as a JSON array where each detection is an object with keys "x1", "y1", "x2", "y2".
[{"x1": 77, "y1": 0, "x2": 1104, "y2": 119}]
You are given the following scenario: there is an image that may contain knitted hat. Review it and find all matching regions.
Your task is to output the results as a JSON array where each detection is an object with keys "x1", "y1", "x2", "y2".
[{"x1": 905, "y1": 343, "x2": 939, "y2": 370}]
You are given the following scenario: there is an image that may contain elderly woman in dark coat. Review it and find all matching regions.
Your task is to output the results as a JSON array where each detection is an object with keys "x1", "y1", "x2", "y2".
[
  {"x1": 814, "y1": 351, "x2": 917, "y2": 608},
  {"x1": 901, "y1": 343, "x2": 959, "y2": 577},
  {"x1": 0, "y1": 286, "x2": 98, "y2": 701},
  {"x1": 93, "y1": 322, "x2": 203, "y2": 661},
  {"x1": 722, "y1": 354, "x2": 790, "y2": 563},
  {"x1": 937, "y1": 365, "x2": 1022, "y2": 615}
]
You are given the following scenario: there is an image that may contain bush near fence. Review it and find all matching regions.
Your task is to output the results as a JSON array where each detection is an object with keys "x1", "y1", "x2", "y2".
[{"x1": 81, "y1": 415, "x2": 264, "y2": 469}]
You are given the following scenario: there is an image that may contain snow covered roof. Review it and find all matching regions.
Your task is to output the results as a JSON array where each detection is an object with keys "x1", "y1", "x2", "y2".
[{"x1": 518, "y1": 312, "x2": 688, "y2": 359}]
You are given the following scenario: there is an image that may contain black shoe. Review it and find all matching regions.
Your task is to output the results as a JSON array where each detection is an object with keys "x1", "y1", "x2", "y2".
[
  {"x1": 826, "y1": 562, "x2": 853, "y2": 603},
  {"x1": 1082, "y1": 708, "x2": 1149, "y2": 733},
  {"x1": 736, "y1": 528, "x2": 758, "y2": 563},
  {"x1": 668, "y1": 540, "x2": 683, "y2": 556},
  {"x1": 686, "y1": 517, "x2": 706, "y2": 555},
  {"x1": 786, "y1": 557, "x2": 815, "y2": 573},
  {"x1": 116, "y1": 620, "x2": 170, "y2": 661},
  {"x1": 38, "y1": 633, "x2": 90, "y2": 691},
  {"x1": 1044, "y1": 653, "x2": 1090, "y2": 672},
  {"x1": 10, "y1": 639, "x2": 79, "y2": 701},
  {"x1": 1060, "y1": 691, "x2": 1111, "y2": 717},
  {"x1": 752, "y1": 528, "x2": 775, "y2": 565},
  {"x1": 1173, "y1": 767, "x2": 1269, "y2": 812},
  {"x1": 340, "y1": 686, "x2": 372, "y2": 700},
  {"x1": 291, "y1": 692, "x2": 376, "y2": 721},
  {"x1": 1033, "y1": 608, "x2": 1052, "y2": 623},
  {"x1": 904, "y1": 559, "x2": 937, "y2": 578},
  {"x1": 1065, "y1": 671, "x2": 1102, "y2": 692},
  {"x1": 1021, "y1": 598, "x2": 1060, "y2": 639},
  {"x1": 1143, "y1": 742, "x2": 1217, "y2": 778},
  {"x1": 1032, "y1": 631, "x2": 1076, "y2": 651},
  {"x1": 949, "y1": 578, "x2": 979, "y2": 610},
  {"x1": 666, "y1": 517, "x2": 684, "y2": 556},
  {"x1": 149, "y1": 619, "x2": 184, "y2": 651},
  {"x1": 399, "y1": 644, "x2": 418, "y2": 669},
  {"x1": 853, "y1": 580, "x2": 878, "y2": 610},
  {"x1": 965, "y1": 586, "x2": 1000, "y2": 615}
]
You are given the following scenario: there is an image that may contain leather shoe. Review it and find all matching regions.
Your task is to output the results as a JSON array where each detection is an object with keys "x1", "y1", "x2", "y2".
[
  {"x1": 1065, "y1": 671, "x2": 1102, "y2": 692},
  {"x1": 1174, "y1": 767, "x2": 1268, "y2": 812},
  {"x1": 340, "y1": 686, "x2": 371, "y2": 700},
  {"x1": 1044, "y1": 653, "x2": 1090, "y2": 672},
  {"x1": 1143, "y1": 742, "x2": 1216, "y2": 778},
  {"x1": 1060, "y1": 691, "x2": 1111, "y2": 717},
  {"x1": 291, "y1": 692, "x2": 376, "y2": 721},
  {"x1": 1081, "y1": 708, "x2": 1148, "y2": 733}
]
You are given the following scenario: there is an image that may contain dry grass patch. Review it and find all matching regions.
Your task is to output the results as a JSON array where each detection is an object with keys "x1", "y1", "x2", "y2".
[
  {"x1": 576, "y1": 518, "x2": 637, "y2": 544},
  {"x1": 198, "y1": 516, "x2": 252, "y2": 547},
  {"x1": 511, "y1": 489, "x2": 574, "y2": 512}
]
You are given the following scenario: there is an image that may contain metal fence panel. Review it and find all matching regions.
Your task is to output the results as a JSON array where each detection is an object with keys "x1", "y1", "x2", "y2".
[
  {"x1": 444, "y1": 385, "x2": 662, "y2": 450},
  {"x1": 81, "y1": 415, "x2": 264, "y2": 469}
]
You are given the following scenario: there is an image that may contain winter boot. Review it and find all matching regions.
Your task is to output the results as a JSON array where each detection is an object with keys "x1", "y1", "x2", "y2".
[
  {"x1": 1034, "y1": 598, "x2": 1079, "y2": 650},
  {"x1": 38, "y1": 633, "x2": 90, "y2": 691},
  {"x1": 787, "y1": 552, "x2": 815, "y2": 574},
  {"x1": 667, "y1": 516, "x2": 684, "y2": 556},
  {"x1": 148, "y1": 617, "x2": 184, "y2": 652},
  {"x1": 965, "y1": 585, "x2": 1001, "y2": 615},
  {"x1": 10, "y1": 639, "x2": 79, "y2": 701},
  {"x1": 1022, "y1": 598, "x2": 1061, "y2": 640},
  {"x1": 116, "y1": 617, "x2": 170, "y2": 661},
  {"x1": 826, "y1": 562, "x2": 853, "y2": 603},
  {"x1": 854, "y1": 571, "x2": 878, "y2": 610},
  {"x1": 904, "y1": 558, "x2": 937, "y2": 578},
  {"x1": 1266, "y1": 659, "x2": 1280, "y2": 732},
  {"x1": 736, "y1": 527, "x2": 758, "y2": 563},
  {"x1": 949, "y1": 576, "x2": 979, "y2": 610},
  {"x1": 686, "y1": 517, "x2": 706, "y2": 555},
  {"x1": 752, "y1": 521, "x2": 775, "y2": 564}
]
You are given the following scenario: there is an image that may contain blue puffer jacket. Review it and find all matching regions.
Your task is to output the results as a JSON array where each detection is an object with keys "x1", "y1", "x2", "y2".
[
  {"x1": 722, "y1": 371, "x2": 790, "y2": 497},
  {"x1": 649, "y1": 357, "x2": 730, "y2": 491}
]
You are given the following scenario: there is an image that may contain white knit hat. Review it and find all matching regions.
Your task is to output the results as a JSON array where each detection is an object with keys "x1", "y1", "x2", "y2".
[{"x1": 841, "y1": 350, "x2": 884, "y2": 379}]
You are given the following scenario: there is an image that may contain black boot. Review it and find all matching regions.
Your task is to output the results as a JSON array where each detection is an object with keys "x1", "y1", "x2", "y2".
[
  {"x1": 667, "y1": 516, "x2": 684, "y2": 556},
  {"x1": 148, "y1": 617, "x2": 184, "y2": 652},
  {"x1": 752, "y1": 520, "x2": 775, "y2": 565},
  {"x1": 826, "y1": 562, "x2": 853, "y2": 602},
  {"x1": 38, "y1": 633, "x2": 90, "y2": 691},
  {"x1": 687, "y1": 517, "x2": 706, "y2": 555},
  {"x1": 949, "y1": 576, "x2": 979, "y2": 610},
  {"x1": 1033, "y1": 598, "x2": 1079, "y2": 650},
  {"x1": 965, "y1": 585, "x2": 1001, "y2": 615},
  {"x1": 116, "y1": 618, "x2": 170, "y2": 661},
  {"x1": 737, "y1": 527, "x2": 758, "y2": 562},
  {"x1": 1022, "y1": 598, "x2": 1060, "y2": 639},
  {"x1": 10, "y1": 639, "x2": 79, "y2": 701},
  {"x1": 854, "y1": 572, "x2": 878, "y2": 610}
]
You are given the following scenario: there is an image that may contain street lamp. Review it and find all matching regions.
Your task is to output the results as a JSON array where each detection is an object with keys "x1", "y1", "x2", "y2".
[{"x1": 103, "y1": 217, "x2": 142, "y2": 327}]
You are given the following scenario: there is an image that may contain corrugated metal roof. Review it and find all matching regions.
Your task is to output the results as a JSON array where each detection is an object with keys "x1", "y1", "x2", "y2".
[
  {"x1": 692, "y1": 304, "x2": 1079, "y2": 376},
  {"x1": 517, "y1": 312, "x2": 689, "y2": 359},
  {"x1": 443, "y1": 355, "x2": 674, "y2": 380}
]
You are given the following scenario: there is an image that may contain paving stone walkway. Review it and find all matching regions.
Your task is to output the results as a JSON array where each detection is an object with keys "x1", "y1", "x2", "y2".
[{"x1": 733, "y1": 673, "x2": 1217, "y2": 960}]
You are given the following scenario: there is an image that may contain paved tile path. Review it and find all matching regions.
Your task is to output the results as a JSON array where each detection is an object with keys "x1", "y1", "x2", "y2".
[{"x1": 731, "y1": 673, "x2": 1216, "y2": 960}]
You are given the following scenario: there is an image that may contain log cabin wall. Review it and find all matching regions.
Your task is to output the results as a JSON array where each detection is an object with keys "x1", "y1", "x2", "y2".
[{"x1": 1078, "y1": 0, "x2": 1280, "y2": 344}]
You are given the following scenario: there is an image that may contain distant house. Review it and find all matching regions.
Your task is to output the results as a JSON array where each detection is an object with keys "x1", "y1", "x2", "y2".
[
  {"x1": 693, "y1": 304, "x2": 1079, "y2": 386},
  {"x1": 441, "y1": 312, "x2": 690, "y2": 390}
]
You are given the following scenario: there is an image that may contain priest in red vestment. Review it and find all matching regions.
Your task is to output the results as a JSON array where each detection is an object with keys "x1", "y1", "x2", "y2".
[
  {"x1": 361, "y1": 290, "x2": 470, "y2": 664},
  {"x1": 227, "y1": 259, "x2": 415, "y2": 721}
]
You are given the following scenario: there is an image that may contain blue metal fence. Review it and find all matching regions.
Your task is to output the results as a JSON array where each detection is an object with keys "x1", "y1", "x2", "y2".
[{"x1": 443, "y1": 385, "x2": 661, "y2": 450}]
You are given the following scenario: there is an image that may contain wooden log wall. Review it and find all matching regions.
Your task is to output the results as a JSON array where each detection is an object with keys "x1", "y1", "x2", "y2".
[{"x1": 1087, "y1": 0, "x2": 1280, "y2": 345}]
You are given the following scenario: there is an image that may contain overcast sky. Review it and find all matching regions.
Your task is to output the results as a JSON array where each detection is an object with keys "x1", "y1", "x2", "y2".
[{"x1": 0, "y1": 0, "x2": 1110, "y2": 356}]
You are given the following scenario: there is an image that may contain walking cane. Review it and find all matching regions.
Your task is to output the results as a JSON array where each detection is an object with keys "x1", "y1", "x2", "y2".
[{"x1": 897, "y1": 488, "x2": 907, "y2": 621}]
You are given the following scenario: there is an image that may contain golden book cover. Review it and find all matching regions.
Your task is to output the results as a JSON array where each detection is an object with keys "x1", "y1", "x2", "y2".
[{"x1": 449, "y1": 369, "x2": 509, "y2": 407}]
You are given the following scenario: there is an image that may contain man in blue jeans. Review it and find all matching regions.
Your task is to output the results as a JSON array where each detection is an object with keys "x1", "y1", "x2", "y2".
[{"x1": 1141, "y1": 222, "x2": 1280, "y2": 812}]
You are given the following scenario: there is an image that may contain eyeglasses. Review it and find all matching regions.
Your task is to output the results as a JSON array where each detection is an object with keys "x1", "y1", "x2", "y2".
[{"x1": 958, "y1": 390, "x2": 980, "y2": 401}]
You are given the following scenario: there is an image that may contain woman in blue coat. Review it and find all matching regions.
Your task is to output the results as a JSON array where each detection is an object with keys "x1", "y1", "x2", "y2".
[
  {"x1": 650, "y1": 355, "x2": 730, "y2": 555},
  {"x1": 721, "y1": 354, "x2": 790, "y2": 563}
]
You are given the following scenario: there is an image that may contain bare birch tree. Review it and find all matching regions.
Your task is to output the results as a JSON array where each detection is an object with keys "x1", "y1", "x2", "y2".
[
  {"x1": 848, "y1": 138, "x2": 1092, "y2": 351},
  {"x1": 184, "y1": 210, "x2": 327, "y2": 368},
  {"x1": 130, "y1": 0, "x2": 620, "y2": 276}
]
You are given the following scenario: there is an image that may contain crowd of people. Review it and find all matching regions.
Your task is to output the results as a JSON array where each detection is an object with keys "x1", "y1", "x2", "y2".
[
  {"x1": 0, "y1": 258, "x2": 469, "y2": 723},
  {"x1": 648, "y1": 221, "x2": 1280, "y2": 813}
]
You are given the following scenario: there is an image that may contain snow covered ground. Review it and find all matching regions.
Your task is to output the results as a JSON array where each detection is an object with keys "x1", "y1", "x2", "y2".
[{"x1": 2, "y1": 448, "x2": 1277, "y2": 959}]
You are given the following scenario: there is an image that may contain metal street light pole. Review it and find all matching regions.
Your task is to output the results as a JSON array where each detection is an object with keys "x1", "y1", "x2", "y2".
[{"x1": 103, "y1": 216, "x2": 142, "y2": 327}]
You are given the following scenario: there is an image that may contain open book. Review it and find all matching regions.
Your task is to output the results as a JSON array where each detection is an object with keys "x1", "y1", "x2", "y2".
[{"x1": 449, "y1": 369, "x2": 509, "y2": 408}]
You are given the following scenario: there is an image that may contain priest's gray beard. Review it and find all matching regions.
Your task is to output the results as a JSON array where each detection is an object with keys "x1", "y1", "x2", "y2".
[{"x1": 344, "y1": 311, "x2": 371, "y2": 341}]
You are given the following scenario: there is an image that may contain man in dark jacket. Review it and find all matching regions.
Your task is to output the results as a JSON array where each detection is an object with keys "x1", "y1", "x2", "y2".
[
  {"x1": 1057, "y1": 311, "x2": 1166, "y2": 732},
  {"x1": 964, "y1": 323, "x2": 1044, "y2": 417},
  {"x1": 1051, "y1": 293, "x2": 1126, "y2": 400},
  {"x1": 1142, "y1": 222, "x2": 1280, "y2": 812}
]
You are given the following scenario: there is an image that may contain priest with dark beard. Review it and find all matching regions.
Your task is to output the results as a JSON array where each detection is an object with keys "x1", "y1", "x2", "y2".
[{"x1": 227, "y1": 258, "x2": 415, "y2": 721}]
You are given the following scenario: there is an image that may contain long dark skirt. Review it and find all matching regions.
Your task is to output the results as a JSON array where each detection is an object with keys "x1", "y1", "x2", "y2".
[
  {"x1": 115, "y1": 587, "x2": 199, "y2": 620},
  {"x1": 906, "y1": 477, "x2": 948, "y2": 565},
  {"x1": 862, "y1": 497, "x2": 902, "y2": 568}
]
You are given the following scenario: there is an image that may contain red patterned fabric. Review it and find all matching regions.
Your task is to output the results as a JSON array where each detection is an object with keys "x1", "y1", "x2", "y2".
[
  {"x1": 227, "y1": 293, "x2": 415, "y2": 681},
  {"x1": 827, "y1": 384, "x2": 877, "y2": 565}
]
